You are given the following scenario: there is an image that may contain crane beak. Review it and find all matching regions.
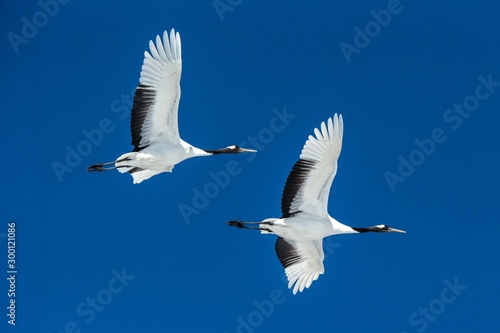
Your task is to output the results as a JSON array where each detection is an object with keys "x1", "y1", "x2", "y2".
[
  {"x1": 388, "y1": 227, "x2": 406, "y2": 233},
  {"x1": 238, "y1": 147, "x2": 257, "y2": 153}
]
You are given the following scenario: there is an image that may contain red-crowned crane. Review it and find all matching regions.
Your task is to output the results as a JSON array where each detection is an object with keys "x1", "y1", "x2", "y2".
[
  {"x1": 87, "y1": 29, "x2": 256, "y2": 183},
  {"x1": 229, "y1": 114, "x2": 405, "y2": 294}
]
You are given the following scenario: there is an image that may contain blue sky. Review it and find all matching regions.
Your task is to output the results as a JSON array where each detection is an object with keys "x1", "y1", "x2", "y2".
[{"x1": 1, "y1": 0, "x2": 500, "y2": 332}]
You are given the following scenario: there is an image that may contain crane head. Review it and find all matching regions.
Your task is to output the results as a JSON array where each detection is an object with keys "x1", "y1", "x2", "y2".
[
  {"x1": 372, "y1": 224, "x2": 406, "y2": 233},
  {"x1": 204, "y1": 145, "x2": 257, "y2": 155},
  {"x1": 224, "y1": 145, "x2": 257, "y2": 154}
]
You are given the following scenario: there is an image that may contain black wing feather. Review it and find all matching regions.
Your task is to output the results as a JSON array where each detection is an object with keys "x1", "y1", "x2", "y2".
[
  {"x1": 275, "y1": 237, "x2": 302, "y2": 269},
  {"x1": 280, "y1": 159, "x2": 316, "y2": 218},
  {"x1": 130, "y1": 84, "x2": 156, "y2": 151}
]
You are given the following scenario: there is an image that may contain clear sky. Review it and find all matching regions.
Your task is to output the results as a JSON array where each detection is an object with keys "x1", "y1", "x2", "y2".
[{"x1": 1, "y1": 0, "x2": 499, "y2": 332}]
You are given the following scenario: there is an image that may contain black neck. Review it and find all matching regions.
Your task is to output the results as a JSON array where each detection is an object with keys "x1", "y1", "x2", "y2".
[
  {"x1": 204, "y1": 147, "x2": 233, "y2": 155},
  {"x1": 352, "y1": 226, "x2": 380, "y2": 233}
]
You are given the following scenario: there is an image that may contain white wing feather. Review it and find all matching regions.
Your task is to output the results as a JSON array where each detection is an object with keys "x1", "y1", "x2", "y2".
[
  {"x1": 136, "y1": 29, "x2": 182, "y2": 148},
  {"x1": 289, "y1": 114, "x2": 343, "y2": 217},
  {"x1": 282, "y1": 239, "x2": 324, "y2": 294}
]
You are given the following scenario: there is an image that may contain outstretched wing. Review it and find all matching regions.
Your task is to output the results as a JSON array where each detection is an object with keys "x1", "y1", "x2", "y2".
[
  {"x1": 275, "y1": 237, "x2": 324, "y2": 294},
  {"x1": 281, "y1": 114, "x2": 344, "y2": 218},
  {"x1": 130, "y1": 29, "x2": 182, "y2": 151}
]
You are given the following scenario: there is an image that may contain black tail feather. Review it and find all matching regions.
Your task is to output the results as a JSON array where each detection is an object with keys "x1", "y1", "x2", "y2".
[
  {"x1": 87, "y1": 161, "x2": 116, "y2": 172},
  {"x1": 228, "y1": 220, "x2": 246, "y2": 228},
  {"x1": 227, "y1": 220, "x2": 263, "y2": 231}
]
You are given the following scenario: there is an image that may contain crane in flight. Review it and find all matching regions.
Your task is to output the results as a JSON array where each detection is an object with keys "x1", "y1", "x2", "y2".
[
  {"x1": 229, "y1": 114, "x2": 405, "y2": 294},
  {"x1": 87, "y1": 29, "x2": 256, "y2": 184}
]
